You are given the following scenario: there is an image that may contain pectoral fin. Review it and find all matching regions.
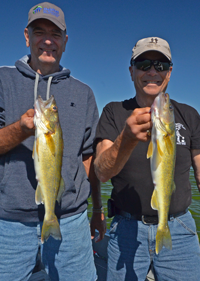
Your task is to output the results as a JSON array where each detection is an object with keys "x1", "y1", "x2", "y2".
[
  {"x1": 172, "y1": 181, "x2": 176, "y2": 192},
  {"x1": 57, "y1": 177, "x2": 65, "y2": 204},
  {"x1": 147, "y1": 141, "x2": 153, "y2": 159},
  {"x1": 35, "y1": 183, "x2": 44, "y2": 205},
  {"x1": 34, "y1": 138, "x2": 40, "y2": 161},
  {"x1": 157, "y1": 139, "x2": 163, "y2": 157},
  {"x1": 45, "y1": 134, "x2": 55, "y2": 156},
  {"x1": 151, "y1": 189, "x2": 158, "y2": 210}
]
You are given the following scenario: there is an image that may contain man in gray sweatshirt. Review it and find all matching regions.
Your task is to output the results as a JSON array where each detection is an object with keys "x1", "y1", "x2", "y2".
[{"x1": 0, "y1": 2, "x2": 106, "y2": 281}]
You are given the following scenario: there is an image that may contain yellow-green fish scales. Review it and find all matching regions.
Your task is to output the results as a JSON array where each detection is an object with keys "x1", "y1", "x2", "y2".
[
  {"x1": 33, "y1": 95, "x2": 65, "y2": 243},
  {"x1": 147, "y1": 92, "x2": 176, "y2": 254}
]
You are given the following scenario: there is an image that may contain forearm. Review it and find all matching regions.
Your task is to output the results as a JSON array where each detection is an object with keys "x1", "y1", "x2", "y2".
[
  {"x1": 191, "y1": 149, "x2": 200, "y2": 192},
  {"x1": 195, "y1": 175, "x2": 200, "y2": 192},
  {"x1": 94, "y1": 129, "x2": 138, "y2": 182},
  {"x1": 83, "y1": 154, "x2": 103, "y2": 208},
  {"x1": 0, "y1": 121, "x2": 31, "y2": 154},
  {"x1": 194, "y1": 165, "x2": 200, "y2": 192},
  {"x1": 90, "y1": 178, "x2": 102, "y2": 209},
  {"x1": 89, "y1": 159, "x2": 106, "y2": 241},
  {"x1": 0, "y1": 109, "x2": 35, "y2": 155}
]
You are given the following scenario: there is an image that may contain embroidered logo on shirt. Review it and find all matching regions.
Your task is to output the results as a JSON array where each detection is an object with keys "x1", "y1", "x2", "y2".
[{"x1": 175, "y1": 123, "x2": 186, "y2": 145}]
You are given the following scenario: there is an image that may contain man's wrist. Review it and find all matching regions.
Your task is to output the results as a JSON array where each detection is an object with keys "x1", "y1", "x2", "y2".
[{"x1": 92, "y1": 206, "x2": 104, "y2": 213}]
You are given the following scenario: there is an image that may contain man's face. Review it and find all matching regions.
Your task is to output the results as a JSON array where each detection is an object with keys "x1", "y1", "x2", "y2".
[
  {"x1": 129, "y1": 51, "x2": 172, "y2": 99},
  {"x1": 24, "y1": 19, "x2": 68, "y2": 74}
]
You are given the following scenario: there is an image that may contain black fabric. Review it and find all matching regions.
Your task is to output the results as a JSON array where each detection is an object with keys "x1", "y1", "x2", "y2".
[{"x1": 95, "y1": 97, "x2": 200, "y2": 216}]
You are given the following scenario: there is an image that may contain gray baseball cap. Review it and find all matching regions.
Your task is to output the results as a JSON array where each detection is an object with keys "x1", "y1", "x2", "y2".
[
  {"x1": 131, "y1": 37, "x2": 172, "y2": 62},
  {"x1": 27, "y1": 2, "x2": 66, "y2": 31}
]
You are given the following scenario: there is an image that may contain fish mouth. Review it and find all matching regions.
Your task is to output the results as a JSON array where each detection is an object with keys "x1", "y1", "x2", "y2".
[
  {"x1": 35, "y1": 95, "x2": 54, "y2": 110},
  {"x1": 151, "y1": 92, "x2": 165, "y2": 117},
  {"x1": 34, "y1": 95, "x2": 55, "y2": 118},
  {"x1": 152, "y1": 92, "x2": 173, "y2": 125},
  {"x1": 153, "y1": 92, "x2": 169, "y2": 107}
]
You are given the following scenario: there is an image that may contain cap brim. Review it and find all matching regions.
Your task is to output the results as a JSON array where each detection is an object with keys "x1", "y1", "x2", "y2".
[
  {"x1": 27, "y1": 16, "x2": 66, "y2": 31},
  {"x1": 133, "y1": 48, "x2": 171, "y2": 62}
]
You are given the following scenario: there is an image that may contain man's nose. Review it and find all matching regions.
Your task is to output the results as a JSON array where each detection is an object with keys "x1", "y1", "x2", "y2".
[
  {"x1": 43, "y1": 35, "x2": 53, "y2": 45},
  {"x1": 147, "y1": 65, "x2": 157, "y2": 75}
]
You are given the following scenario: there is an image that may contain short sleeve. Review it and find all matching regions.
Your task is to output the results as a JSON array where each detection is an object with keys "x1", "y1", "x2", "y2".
[
  {"x1": 95, "y1": 102, "x2": 120, "y2": 144},
  {"x1": 190, "y1": 109, "x2": 200, "y2": 149}
]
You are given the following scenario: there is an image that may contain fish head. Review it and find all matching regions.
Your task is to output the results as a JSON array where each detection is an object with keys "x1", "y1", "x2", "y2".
[
  {"x1": 152, "y1": 92, "x2": 174, "y2": 126},
  {"x1": 34, "y1": 95, "x2": 59, "y2": 133}
]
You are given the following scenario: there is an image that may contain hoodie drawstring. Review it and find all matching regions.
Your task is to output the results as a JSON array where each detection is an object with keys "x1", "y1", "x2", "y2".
[
  {"x1": 34, "y1": 73, "x2": 40, "y2": 102},
  {"x1": 34, "y1": 73, "x2": 53, "y2": 102},
  {"x1": 46, "y1": 76, "x2": 53, "y2": 100}
]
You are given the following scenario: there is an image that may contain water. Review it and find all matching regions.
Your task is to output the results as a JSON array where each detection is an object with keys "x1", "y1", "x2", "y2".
[
  {"x1": 88, "y1": 169, "x2": 200, "y2": 239},
  {"x1": 189, "y1": 169, "x2": 200, "y2": 239}
]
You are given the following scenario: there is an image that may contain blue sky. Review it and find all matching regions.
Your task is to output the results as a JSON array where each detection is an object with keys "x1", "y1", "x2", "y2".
[{"x1": 1, "y1": 0, "x2": 200, "y2": 114}]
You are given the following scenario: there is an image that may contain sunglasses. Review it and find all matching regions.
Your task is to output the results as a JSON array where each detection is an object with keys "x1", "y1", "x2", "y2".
[{"x1": 131, "y1": 59, "x2": 173, "y2": 72}]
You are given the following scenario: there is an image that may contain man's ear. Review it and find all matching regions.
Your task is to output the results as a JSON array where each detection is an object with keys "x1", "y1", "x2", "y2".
[
  {"x1": 129, "y1": 66, "x2": 135, "y2": 82},
  {"x1": 24, "y1": 28, "x2": 30, "y2": 48},
  {"x1": 63, "y1": 35, "x2": 68, "y2": 52}
]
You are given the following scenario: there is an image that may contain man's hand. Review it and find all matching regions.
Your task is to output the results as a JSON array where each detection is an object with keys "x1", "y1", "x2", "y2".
[
  {"x1": 20, "y1": 109, "x2": 35, "y2": 136},
  {"x1": 124, "y1": 107, "x2": 152, "y2": 143},
  {"x1": 90, "y1": 212, "x2": 107, "y2": 242}
]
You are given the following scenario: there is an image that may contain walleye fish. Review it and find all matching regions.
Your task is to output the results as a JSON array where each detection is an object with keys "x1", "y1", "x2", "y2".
[
  {"x1": 33, "y1": 95, "x2": 65, "y2": 243},
  {"x1": 147, "y1": 92, "x2": 176, "y2": 254}
]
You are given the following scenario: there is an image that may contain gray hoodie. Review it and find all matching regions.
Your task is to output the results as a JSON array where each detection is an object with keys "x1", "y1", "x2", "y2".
[{"x1": 0, "y1": 55, "x2": 99, "y2": 222}]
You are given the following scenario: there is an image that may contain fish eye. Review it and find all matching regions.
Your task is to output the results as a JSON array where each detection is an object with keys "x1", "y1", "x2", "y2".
[
  {"x1": 52, "y1": 106, "x2": 58, "y2": 111},
  {"x1": 169, "y1": 104, "x2": 173, "y2": 111}
]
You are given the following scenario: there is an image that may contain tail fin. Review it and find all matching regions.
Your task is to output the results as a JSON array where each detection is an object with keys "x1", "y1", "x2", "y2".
[
  {"x1": 41, "y1": 215, "x2": 62, "y2": 244},
  {"x1": 156, "y1": 226, "x2": 172, "y2": 254}
]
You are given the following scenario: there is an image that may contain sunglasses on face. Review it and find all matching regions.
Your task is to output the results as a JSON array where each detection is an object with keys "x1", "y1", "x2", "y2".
[{"x1": 131, "y1": 59, "x2": 173, "y2": 72}]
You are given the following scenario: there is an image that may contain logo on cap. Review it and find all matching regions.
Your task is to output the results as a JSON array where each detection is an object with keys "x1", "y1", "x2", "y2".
[
  {"x1": 44, "y1": 8, "x2": 59, "y2": 17},
  {"x1": 33, "y1": 6, "x2": 43, "y2": 14},
  {"x1": 33, "y1": 5, "x2": 60, "y2": 18},
  {"x1": 150, "y1": 38, "x2": 158, "y2": 44}
]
